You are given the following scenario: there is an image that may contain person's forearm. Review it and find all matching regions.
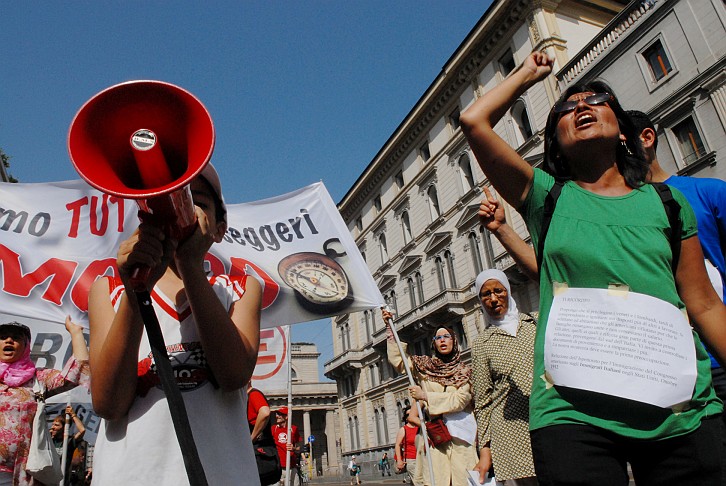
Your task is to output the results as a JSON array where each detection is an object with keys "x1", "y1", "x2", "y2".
[
  {"x1": 490, "y1": 224, "x2": 538, "y2": 281},
  {"x1": 90, "y1": 292, "x2": 145, "y2": 420},
  {"x1": 181, "y1": 266, "x2": 260, "y2": 390},
  {"x1": 69, "y1": 328, "x2": 89, "y2": 361},
  {"x1": 461, "y1": 67, "x2": 538, "y2": 133},
  {"x1": 251, "y1": 410, "x2": 270, "y2": 440}
]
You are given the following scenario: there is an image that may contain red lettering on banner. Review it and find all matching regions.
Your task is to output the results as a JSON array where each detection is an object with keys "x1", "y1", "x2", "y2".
[
  {"x1": 66, "y1": 197, "x2": 88, "y2": 238},
  {"x1": 230, "y1": 257, "x2": 279, "y2": 309},
  {"x1": 256, "y1": 329, "x2": 276, "y2": 365},
  {"x1": 71, "y1": 258, "x2": 117, "y2": 312},
  {"x1": 204, "y1": 253, "x2": 226, "y2": 277},
  {"x1": 66, "y1": 195, "x2": 125, "y2": 238},
  {"x1": 252, "y1": 326, "x2": 287, "y2": 381},
  {"x1": 0, "y1": 244, "x2": 77, "y2": 305}
]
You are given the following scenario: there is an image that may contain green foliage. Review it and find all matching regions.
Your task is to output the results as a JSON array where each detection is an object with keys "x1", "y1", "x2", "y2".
[{"x1": 1, "y1": 147, "x2": 17, "y2": 183}]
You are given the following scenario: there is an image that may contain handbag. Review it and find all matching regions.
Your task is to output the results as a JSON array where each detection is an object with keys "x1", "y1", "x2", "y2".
[
  {"x1": 26, "y1": 377, "x2": 63, "y2": 484},
  {"x1": 253, "y1": 444, "x2": 282, "y2": 485},
  {"x1": 425, "y1": 417, "x2": 452, "y2": 447},
  {"x1": 248, "y1": 388, "x2": 282, "y2": 485}
]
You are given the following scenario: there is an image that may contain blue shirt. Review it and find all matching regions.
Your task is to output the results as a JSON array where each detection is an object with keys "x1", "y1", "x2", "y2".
[{"x1": 666, "y1": 175, "x2": 726, "y2": 368}]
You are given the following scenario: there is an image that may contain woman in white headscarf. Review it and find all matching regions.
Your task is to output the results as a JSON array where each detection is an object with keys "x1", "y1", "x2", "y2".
[{"x1": 470, "y1": 269, "x2": 538, "y2": 485}]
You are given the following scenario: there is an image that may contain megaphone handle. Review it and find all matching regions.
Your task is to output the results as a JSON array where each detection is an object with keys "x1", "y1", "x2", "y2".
[
  {"x1": 135, "y1": 290, "x2": 209, "y2": 486},
  {"x1": 129, "y1": 265, "x2": 152, "y2": 292}
]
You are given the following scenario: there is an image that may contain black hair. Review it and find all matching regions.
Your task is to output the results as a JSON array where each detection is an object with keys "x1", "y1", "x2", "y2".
[
  {"x1": 543, "y1": 80, "x2": 649, "y2": 188},
  {"x1": 197, "y1": 176, "x2": 226, "y2": 224},
  {"x1": 626, "y1": 110, "x2": 658, "y2": 151}
]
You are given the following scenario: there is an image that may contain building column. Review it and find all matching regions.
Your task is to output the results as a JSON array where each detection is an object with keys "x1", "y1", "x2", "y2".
[
  {"x1": 325, "y1": 409, "x2": 339, "y2": 468},
  {"x1": 303, "y1": 410, "x2": 312, "y2": 445}
]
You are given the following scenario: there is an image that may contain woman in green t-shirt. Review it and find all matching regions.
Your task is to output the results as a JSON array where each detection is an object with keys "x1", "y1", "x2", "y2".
[{"x1": 460, "y1": 51, "x2": 726, "y2": 485}]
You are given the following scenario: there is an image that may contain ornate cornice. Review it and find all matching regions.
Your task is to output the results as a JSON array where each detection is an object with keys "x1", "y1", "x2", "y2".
[{"x1": 338, "y1": 0, "x2": 532, "y2": 221}]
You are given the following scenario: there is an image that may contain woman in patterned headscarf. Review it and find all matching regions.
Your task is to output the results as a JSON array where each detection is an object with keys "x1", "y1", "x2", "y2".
[
  {"x1": 470, "y1": 269, "x2": 537, "y2": 485},
  {"x1": 383, "y1": 309, "x2": 478, "y2": 486}
]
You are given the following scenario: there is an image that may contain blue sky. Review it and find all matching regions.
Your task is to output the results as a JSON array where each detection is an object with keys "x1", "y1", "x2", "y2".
[{"x1": 1, "y1": 2, "x2": 491, "y2": 379}]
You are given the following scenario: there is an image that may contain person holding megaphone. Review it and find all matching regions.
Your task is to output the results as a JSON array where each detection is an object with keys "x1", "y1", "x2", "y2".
[{"x1": 87, "y1": 164, "x2": 263, "y2": 485}]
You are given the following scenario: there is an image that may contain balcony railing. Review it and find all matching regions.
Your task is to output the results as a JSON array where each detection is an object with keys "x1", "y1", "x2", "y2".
[{"x1": 558, "y1": 0, "x2": 658, "y2": 88}]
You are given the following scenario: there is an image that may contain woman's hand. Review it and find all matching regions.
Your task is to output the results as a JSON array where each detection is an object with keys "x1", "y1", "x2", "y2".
[
  {"x1": 473, "y1": 446, "x2": 492, "y2": 484},
  {"x1": 409, "y1": 385, "x2": 427, "y2": 402},
  {"x1": 382, "y1": 308, "x2": 394, "y2": 340},
  {"x1": 65, "y1": 315, "x2": 89, "y2": 361},
  {"x1": 64, "y1": 315, "x2": 84, "y2": 336},
  {"x1": 478, "y1": 186, "x2": 505, "y2": 233},
  {"x1": 395, "y1": 459, "x2": 405, "y2": 472},
  {"x1": 117, "y1": 220, "x2": 177, "y2": 291},
  {"x1": 174, "y1": 205, "x2": 221, "y2": 275},
  {"x1": 521, "y1": 50, "x2": 554, "y2": 84}
]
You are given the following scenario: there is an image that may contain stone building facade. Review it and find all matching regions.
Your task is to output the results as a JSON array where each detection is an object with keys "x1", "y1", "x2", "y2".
[{"x1": 324, "y1": 0, "x2": 634, "y2": 470}]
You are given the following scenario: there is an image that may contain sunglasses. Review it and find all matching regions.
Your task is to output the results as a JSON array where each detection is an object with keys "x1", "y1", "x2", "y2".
[
  {"x1": 553, "y1": 92, "x2": 613, "y2": 114},
  {"x1": 433, "y1": 334, "x2": 452, "y2": 341}
]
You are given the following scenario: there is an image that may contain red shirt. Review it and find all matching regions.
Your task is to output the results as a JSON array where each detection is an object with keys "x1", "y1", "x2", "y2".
[
  {"x1": 247, "y1": 388, "x2": 269, "y2": 427},
  {"x1": 403, "y1": 424, "x2": 418, "y2": 460},
  {"x1": 271, "y1": 424, "x2": 301, "y2": 468}
]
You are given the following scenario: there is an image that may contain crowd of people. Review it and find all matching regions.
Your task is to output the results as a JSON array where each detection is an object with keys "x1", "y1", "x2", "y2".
[
  {"x1": 379, "y1": 50, "x2": 726, "y2": 486},
  {"x1": 3, "y1": 49, "x2": 726, "y2": 486}
]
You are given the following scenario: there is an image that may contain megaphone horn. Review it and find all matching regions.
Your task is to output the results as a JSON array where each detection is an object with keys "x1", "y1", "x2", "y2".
[{"x1": 68, "y1": 80, "x2": 215, "y2": 286}]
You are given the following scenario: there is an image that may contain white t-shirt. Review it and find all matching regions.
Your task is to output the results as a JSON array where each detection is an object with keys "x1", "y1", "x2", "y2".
[{"x1": 92, "y1": 275, "x2": 259, "y2": 486}]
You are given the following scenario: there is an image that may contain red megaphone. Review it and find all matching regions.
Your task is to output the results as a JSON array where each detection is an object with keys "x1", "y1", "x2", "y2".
[{"x1": 68, "y1": 80, "x2": 215, "y2": 286}]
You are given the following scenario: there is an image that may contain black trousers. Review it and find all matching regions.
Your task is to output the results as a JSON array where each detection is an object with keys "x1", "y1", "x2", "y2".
[{"x1": 530, "y1": 415, "x2": 724, "y2": 486}]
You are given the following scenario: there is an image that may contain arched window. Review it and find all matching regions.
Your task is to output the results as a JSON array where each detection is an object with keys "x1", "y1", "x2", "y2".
[
  {"x1": 378, "y1": 233, "x2": 388, "y2": 263},
  {"x1": 344, "y1": 322, "x2": 351, "y2": 351},
  {"x1": 348, "y1": 417, "x2": 355, "y2": 450},
  {"x1": 445, "y1": 250, "x2": 457, "y2": 288},
  {"x1": 459, "y1": 154, "x2": 475, "y2": 192},
  {"x1": 435, "y1": 256, "x2": 446, "y2": 291},
  {"x1": 385, "y1": 290, "x2": 398, "y2": 316},
  {"x1": 469, "y1": 231, "x2": 484, "y2": 274},
  {"x1": 363, "y1": 310, "x2": 372, "y2": 341},
  {"x1": 382, "y1": 407, "x2": 390, "y2": 443},
  {"x1": 452, "y1": 321, "x2": 469, "y2": 350},
  {"x1": 511, "y1": 100, "x2": 533, "y2": 146},
  {"x1": 415, "y1": 272, "x2": 424, "y2": 305},
  {"x1": 407, "y1": 277, "x2": 417, "y2": 308},
  {"x1": 401, "y1": 211, "x2": 413, "y2": 244},
  {"x1": 374, "y1": 409, "x2": 382, "y2": 444},
  {"x1": 354, "y1": 416, "x2": 361, "y2": 450},
  {"x1": 479, "y1": 226, "x2": 495, "y2": 269},
  {"x1": 427, "y1": 185, "x2": 441, "y2": 220}
]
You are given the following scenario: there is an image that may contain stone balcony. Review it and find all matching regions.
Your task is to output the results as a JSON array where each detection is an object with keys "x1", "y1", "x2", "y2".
[{"x1": 558, "y1": 0, "x2": 658, "y2": 88}]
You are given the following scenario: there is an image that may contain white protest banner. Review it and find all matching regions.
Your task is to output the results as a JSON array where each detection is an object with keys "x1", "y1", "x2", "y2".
[
  {"x1": 544, "y1": 287, "x2": 697, "y2": 408},
  {"x1": 0, "y1": 179, "x2": 384, "y2": 328},
  {"x1": 211, "y1": 181, "x2": 385, "y2": 328}
]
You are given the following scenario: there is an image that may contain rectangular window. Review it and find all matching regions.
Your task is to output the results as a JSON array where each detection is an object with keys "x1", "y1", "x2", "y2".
[
  {"x1": 448, "y1": 106, "x2": 461, "y2": 131},
  {"x1": 419, "y1": 142, "x2": 431, "y2": 162},
  {"x1": 394, "y1": 171, "x2": 404, "y2": 190},
  {"x1": 673, "y1": 117, "x2": 706, "y2": 166},
  {"x1": 643, "y1": 40, "x2": 672, "y2": 82},
  {"x1": 499, "y1": 49, "x2": 516, "y2": 77}
]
